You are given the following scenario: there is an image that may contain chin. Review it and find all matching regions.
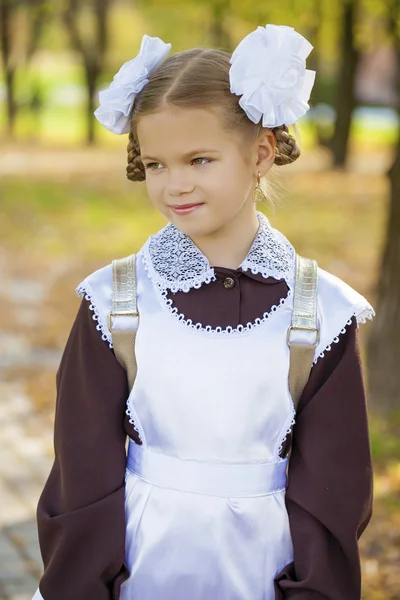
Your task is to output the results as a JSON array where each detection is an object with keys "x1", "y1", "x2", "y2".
[
  {"x1": 166, "y1": 208, "x2": 205, "y2": 230},
  {"x1": 174, "y1": 222, "x2": 206, "y2": 238}
]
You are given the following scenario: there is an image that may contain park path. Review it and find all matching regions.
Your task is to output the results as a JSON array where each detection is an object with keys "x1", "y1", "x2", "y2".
[
  {"x1": 0, "y1": 380, "x2": 54, "y2": 600},
  {"x1": 0, "y1": 247, "x2": 62, "y2": 600}
]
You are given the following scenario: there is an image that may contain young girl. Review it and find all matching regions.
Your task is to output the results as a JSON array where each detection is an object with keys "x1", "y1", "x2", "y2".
[{"x1": 32, "y1": 24, "x2": 375, "y2": 600}]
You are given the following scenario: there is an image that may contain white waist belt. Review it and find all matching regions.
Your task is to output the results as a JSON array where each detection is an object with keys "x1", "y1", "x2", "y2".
[{"x1": 126, "y1": 442, "x2": 287, "y2": 497}]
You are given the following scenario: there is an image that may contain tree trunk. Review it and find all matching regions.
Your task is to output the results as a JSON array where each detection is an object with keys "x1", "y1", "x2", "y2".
[
  {"x1": 62, "y1": 0, "x2": 109, "y2": 145},
  {"x1": 366, "y1": 122, "x2": 400, "y2": 415},
  {"x1": 305, "y1": 0, "x2": 328, "y2": 147},
  {"x1": 210, "y1": 0, "x2": 231, "y2": 50},
  {"x1": 26, "y1": 0, "x2": 52, "y2": 60},
  {"x1": 330, "y1": 0, "x2": 360, "y2": 168},
  {"x1": 86, "y1": 67, "x2": 97, "y2": 145},
  {"x1": 86, "y1": 0, "x2": 108, "y2": 145},
  {"x1": 366, "y1": 9, "x2": 400, "y2": 416},
  {"x1": 0, "y1": 0, "x2": 17, "y2": 137}
]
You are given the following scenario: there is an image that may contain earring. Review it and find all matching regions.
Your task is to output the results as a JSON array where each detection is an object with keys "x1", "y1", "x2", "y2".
[{"x1": 253, "y1": 172, "x2": 268, "y2": 203}]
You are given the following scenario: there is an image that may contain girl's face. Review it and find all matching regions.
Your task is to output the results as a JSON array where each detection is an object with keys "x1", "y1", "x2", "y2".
[{"x1": 136, "y1": 105, "x2": 274, "y2": 239}]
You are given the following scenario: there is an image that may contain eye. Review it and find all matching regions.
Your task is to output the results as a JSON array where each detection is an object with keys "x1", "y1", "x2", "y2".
[
  {"x1": 192, "y1": 157, "x2": 212, "y2": 165},
  {"x1": 144, "y1": 162, "x2": 163, "y2": 170}
]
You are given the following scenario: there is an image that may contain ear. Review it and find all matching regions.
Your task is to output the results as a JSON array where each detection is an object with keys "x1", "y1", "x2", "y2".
[{"x1": 254, "y1": 129, "x2": 276, "y2": 176}]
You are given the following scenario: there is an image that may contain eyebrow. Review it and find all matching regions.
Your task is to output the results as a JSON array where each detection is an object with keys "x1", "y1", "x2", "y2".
[{"x1": 141, "y1": 149, "x2": 220, "y2": 161}]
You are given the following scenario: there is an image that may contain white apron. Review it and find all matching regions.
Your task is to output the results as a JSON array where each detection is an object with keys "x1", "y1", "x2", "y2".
[{"x1": 75, "y1": 213, "x2": 374, "y2": 600}]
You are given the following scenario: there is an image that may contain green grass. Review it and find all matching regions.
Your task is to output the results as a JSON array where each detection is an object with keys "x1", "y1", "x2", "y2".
[
  {"x1": 1, "y1": 173, "x2": 383, "y2": 258},
  {"x1": 369, "y1": 412, "x2": 400, "y2": 465},
  {"x1": 0, "y1": 177, "x2": 166, "y2": 259}
]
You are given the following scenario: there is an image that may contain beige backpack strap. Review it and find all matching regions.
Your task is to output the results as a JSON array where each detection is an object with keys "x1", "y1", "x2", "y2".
[
  {"x1": 107, "y1": 254, "x2": 139, "y2": 391},
  {"x1": 287, "y1": 254, "x2": 319, "y2": 411}
]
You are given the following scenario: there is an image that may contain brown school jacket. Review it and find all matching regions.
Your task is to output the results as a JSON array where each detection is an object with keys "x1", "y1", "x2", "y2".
[{"x1": 34, "y1": 265, "x2": 373, "y2": 600}]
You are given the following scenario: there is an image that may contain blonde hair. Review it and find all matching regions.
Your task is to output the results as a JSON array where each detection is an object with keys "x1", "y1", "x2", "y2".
[{"x1": 126, "y1": 48, "x2": 300, "y2": 183}]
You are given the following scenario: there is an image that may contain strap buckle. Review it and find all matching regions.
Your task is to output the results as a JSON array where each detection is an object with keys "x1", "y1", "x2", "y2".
[
  {"x1": 287, "y1": 325, "x2": 320, "y2": 347},
  {"x1": 108, "y1": 310, "x2": 140, "y2": 332}
]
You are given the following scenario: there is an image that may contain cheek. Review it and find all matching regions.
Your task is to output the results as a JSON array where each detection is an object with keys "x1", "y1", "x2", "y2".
[
  {"x1": 203, "y1": 170, "x2": 225, "y2": 192},
  {"x1": 203, "y1": 161, "x2": 237, "y2": 191},
  {"x1": 215, "y1": 162, "x2": 251, "y2": 199},
  {"x1": 145, "y1": 175, "x2": 163, "y2": 201}
]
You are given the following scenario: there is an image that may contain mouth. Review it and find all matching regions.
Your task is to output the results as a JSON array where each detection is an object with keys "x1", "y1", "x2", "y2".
[{"x1": 170, "y1": 203, "x2": 204, "y2": 215}]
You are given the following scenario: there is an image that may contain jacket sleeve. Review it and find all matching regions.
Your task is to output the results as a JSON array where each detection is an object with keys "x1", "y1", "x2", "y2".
[
  {"x1": 33, "y1": 297, "x2": 131, "y2": 600},
  {"x1": 274, "y1": 316, "x2": 373, "y2": 599}
]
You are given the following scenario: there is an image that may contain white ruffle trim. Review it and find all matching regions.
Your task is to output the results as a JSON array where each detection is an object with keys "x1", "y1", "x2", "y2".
[
  {"x1": 126, "y1": 397, "x2": 145, "y2": 444},
  {"x1": 76, "y1": 283, "x2": 114, "y2": 349},
  {"x1": 313, "y1": 305, "x2": 374, "y2": 364},
  {"x1": 275, "y1": 404, "x2": 296, "y2": 459},
  {"x1": 76, "y1": 282, "x2": 145, "y2": 443},
  {"x1": 274, "y1": 304, "x2": 374, "y2": 458},
  {"x1": 141, "y1": 250, "x2": 293, "y2": 337},
  {"x1": 163, "y1": 288, "x2": 292, "y2": 337}
]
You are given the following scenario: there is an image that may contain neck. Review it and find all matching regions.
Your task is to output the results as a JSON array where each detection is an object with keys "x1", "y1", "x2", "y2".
[{"x1": 189, "y1": 205, "x2": 260, "y2": 270}]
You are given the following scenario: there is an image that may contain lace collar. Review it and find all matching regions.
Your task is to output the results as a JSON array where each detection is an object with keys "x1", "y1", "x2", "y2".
[{"x1": 141, "y1": 211, "x2": 296, "y2": 294}]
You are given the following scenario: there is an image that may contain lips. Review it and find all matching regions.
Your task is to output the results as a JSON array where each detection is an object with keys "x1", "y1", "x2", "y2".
[
  {"x1": 170, "y1": 203, "x2": 204, "y2": 216},
  {"x1": 171, "y1": 203, "x2": 203, "y2": 209}
]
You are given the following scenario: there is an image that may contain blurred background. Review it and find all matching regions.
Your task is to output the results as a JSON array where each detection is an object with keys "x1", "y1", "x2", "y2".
[{"x1": 0, "y1": 0, "x2": 399, "y2": 598}]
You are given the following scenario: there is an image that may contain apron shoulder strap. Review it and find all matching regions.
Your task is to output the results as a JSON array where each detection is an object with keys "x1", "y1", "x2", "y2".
[
  {"x1": 288, "y1": 254, "x2": 319, "y2": 411},
  {"x1": 108, "y1": 254, "x2": 139, "y2": 391}
]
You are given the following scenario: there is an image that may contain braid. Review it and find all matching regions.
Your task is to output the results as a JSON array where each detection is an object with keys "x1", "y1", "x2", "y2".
[
  {"x1": 273, "y1": 125, "x2": 300, "y2": 166},
  {"x1": 126, "y1": 131, "x2": 146, "y2": 182}
]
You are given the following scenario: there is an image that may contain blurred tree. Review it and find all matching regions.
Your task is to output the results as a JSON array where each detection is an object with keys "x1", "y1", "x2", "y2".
[
  {"x1": 367, "y1": 0, "x2": 400, "y2": 416},
  {"x1": 0, "y1": 0, "x2": 19, "y2": 137},
  {"x1": 0, "y1": 0, "x2": 52, "y2": 138},
  {"x1": 135, "y1": 0, "x2": 233, "y2": 49},
  {"x1": 25, "y1": 0, "x2": 52, "y2": 59},
  {"x1": 293, "y1": 0, "x2": 327, "y2": 145},
  {"x1": 62, "y1": 0, "x2": 110, "y2": 145},
  {"x1": 330, "y1": 0, "x2": 361, "y2": 167},
  {"x1": 210, "y1": 0, "x2": 231, "y2": 49}
]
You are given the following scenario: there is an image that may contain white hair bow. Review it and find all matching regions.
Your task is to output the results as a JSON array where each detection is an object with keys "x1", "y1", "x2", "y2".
[
  {"x1": 229, "y1": 24, "x2": 316, "y2": 128},
  {"x1": 94, "y1": 34, "x2": 171, "y2": 135}
]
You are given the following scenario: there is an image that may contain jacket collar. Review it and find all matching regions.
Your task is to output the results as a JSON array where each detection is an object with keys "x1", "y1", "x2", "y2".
[{"x1": 141, "y1": 211, "x2": 296, "y2": 293}]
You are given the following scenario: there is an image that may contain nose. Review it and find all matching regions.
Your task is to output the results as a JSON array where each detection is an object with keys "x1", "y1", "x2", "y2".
[{"x1": 166, "y1": 170, "x2": 195, "y2": 197}]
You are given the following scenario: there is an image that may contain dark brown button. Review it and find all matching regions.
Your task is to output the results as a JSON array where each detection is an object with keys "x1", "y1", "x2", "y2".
[{"x1": 223, "y1": 277, "x2": 235, "y2": 290}]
